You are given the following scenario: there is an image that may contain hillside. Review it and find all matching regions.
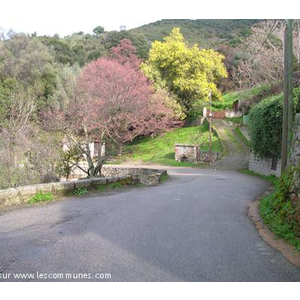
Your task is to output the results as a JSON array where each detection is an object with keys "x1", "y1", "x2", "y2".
[
  {"x1": 130, "y1": 19, "x2": 262, "y2": 48},
  {"x1": 113, "y1": 123, "x2": 222, "y2": 167}
]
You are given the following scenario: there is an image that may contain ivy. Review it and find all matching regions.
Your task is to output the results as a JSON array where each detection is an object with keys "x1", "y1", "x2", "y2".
[{"x1": 248, "y1": 88, "x2": 300, "y2": 158}]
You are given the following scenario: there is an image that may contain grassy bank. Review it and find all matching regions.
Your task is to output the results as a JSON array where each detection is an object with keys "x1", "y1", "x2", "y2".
[
  {"x1": 212, "y1": 84, "x2": 273, "y2": 111},
  {"x1": 242, "y1": 169, "x2": 300, "y2": 251},
  {"x1": 116, "y1": 123, "x2": 222, "y2": 166}
]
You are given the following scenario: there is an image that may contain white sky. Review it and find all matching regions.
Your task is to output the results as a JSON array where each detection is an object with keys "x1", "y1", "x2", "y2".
[{"x1": 0, "y1": 0, "x2": 299, "y2": 37}]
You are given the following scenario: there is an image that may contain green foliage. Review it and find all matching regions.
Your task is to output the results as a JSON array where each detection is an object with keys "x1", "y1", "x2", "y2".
[
  {"x1": 117, "y1": 123, "x2": 222, "y2": 166},
  {"x1": 73, "y1": 187, "x2": 88, "y2": 196},
  {"x1": 259, "y1": 168, "x2": 300, "y2": 251},
  {"x1": 131, "y1": 19, "x2": 260, "y2": 49},
  {"x1": 159, "y1": 173, "x2": 169, "y2": 183},
  {"x1": 142, "y1": 28, "x2": 227, "y2": 116},
  {"x1": 248, "y1": 88, "x2": 300, "y2": 158},
  {"x1": 29, "y1": 191, "x2": 53, "y2": 203},
  {"x1": 212, "y1": 84, "x2": 274, "y2": 111},
  {"x1": 104, "y1": 31, "x2": 150, "y2": 59},
  {"x1": 98, "y1": 183, "x2": 107, "y2": 193},
  {"x1": 249, "y1": 94, "x2": 283, "y2": 157},
  {"x1": 235, "y1": 127, "x2": 251, "y2": 147},
  {"x1": 241, "y1": 169, "x2": 279, "y2": 186},
  {"x1": 109, "y1": 182, "x2": 123, "y2": 189},
  {"x1": 93, "y1": 26, "x2": 105, "y2": 35},
  {"x1": 98, "y1": 181, "x2": 123, "y2": 192}
]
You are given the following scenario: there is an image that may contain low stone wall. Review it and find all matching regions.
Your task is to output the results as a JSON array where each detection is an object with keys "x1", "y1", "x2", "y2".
[
  {"x1": 249, "y1": 152, "x2": 281, "y2": 177},
  {"x1": 174, "y1": 144, "x2": 219, "y2": 163},
  {"x1": 101, "y1": 165, "x2": 167, "y2": 186},
  {"x1": 225, "y1": 109, "x2": 243, "y2": 118},
  {"x1": 174, "y1": 144, "x2": 199, "y2": 163},
  {"x1": 0, "y1": 177, "x2": 120, "y2": 208},
  {"x1": 0, "y1": 166, "x2": 168, "y2": 209}
]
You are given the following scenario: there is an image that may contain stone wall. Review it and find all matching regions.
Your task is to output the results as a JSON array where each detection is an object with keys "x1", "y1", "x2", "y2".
[
  {"x1": 0, "y1": 166, "x2": 168, "y2": 209},
  {"x1": 289, "y1": 114, "x2": 300, "y2": 167},
  {"x1": 174, "y1": 144, "x2": 199, "y2": 163},
  {"x1": 174, "y1": 144, "x2": 219, "y2": 163},
  {"x1": 249, "y1": 152, "x2": 281, "y2": 177},
  {"x1": 0, "y1": 177, "x2": 113, "y2": 208},
  {"x1": 225, "y1": 109, "x2": 243, "y2": 118},
  {"x1": 101, "y1": 165, "x2": 167, "y2": 186},
  {"x1": 288, "y1": 114, "x2": 300, "y2": 208}
]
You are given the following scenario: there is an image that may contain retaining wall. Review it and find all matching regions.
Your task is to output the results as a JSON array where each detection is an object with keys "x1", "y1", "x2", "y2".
[
  {"x1": 101, "y1": 165, "x2": 167, "y2": 186},
  {"x1": 288, "y1": 113, "x2": 300, "y2": 208},
  {"x1": 0, "y1": 166, "x2": 167, "y2": 209},
  {"x1": 249, "y1": 152, "x2": 281, "y2": 177}
]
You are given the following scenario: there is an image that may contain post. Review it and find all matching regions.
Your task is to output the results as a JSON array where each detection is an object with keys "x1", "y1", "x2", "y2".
[
  {"x1": 209, "y1": 91, "x2": 212, "y2": 162},
  {"x1": 281, "y1": 19, "x2": 293, "y2": 174}
]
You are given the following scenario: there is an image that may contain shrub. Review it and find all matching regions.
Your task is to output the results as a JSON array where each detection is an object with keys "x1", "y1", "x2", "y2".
[
  {"x1": 98, "y1": 184, "x2": 107, "y2": 192},
  {"x1": 29, "y1": 191, "x2": 53, "y2": 204},
  {"x1": 248, "y1": 88, "x2": 300, "y2": 158},
  {"x1": 260, "y1": 167, "x2": 300, "y2": 251},
  {"x1": 109, "y1": 182, "x2": 123, "y2": 189},
  {"x1": 73, "y1": 187, "x2": 88, "y2": 196}
]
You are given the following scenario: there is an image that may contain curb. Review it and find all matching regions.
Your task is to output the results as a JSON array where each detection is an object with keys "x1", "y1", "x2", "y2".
[{"x1": 248, "y1": 190, "x2": 300, "y2": 268}]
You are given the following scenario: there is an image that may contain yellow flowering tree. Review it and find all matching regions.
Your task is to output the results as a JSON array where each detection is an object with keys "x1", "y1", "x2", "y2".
[{"x1": 142, "y1": 28, "x2": 227, "y2": 117}]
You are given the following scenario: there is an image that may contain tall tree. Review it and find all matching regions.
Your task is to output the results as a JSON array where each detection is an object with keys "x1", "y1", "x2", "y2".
[{"x1": 142, "y1": 28, "x2": 227, "y2": 116}]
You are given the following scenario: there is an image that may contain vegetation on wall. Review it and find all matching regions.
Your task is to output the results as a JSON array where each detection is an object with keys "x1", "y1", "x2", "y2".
[
  {"x1": 260, "y1": 167, "x2": 300, "y2": 251},
  {"x1": 248, "y1": 88, "x2": 300, "y2": 158}
]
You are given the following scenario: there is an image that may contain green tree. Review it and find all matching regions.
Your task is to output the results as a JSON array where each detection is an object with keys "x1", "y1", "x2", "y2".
[
  {"x1": 104, "y1": 31, "x2": 150, "y2": 59},
  {"x1": 142, "y1": 28, "x2": 227, "y2": 116},
  {"x1": 93, "y1": 26, "x2": 105, "y2": 35}
]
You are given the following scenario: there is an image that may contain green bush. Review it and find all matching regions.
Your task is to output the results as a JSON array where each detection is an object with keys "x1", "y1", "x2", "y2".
[
  {"x1": 73, "y1": 187, "x2": 88, "y2": 196},
  {"x1": 98, "y1": 183, "x2": 107, "y2": 192},
  {"x1": 29, "y1": 191, "x2": 53, "y2": 204},
  {"x1": 109, "y1": 182, "x2": 123, "y2": 189},
  {"x1": 260, "y1": 167, "x2": 300, "y2": 251},
  {"x1": 248, "y1": 88, "x2": 300, "y2": 158}
]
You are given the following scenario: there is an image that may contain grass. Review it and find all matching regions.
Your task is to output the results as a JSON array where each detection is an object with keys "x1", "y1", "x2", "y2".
[
  {"x1": 260, "y1": 192, "x2": 300, "y2": 252},
  {"x1": 159, "y1": 173, "x2": 169, "y2": 183},
  {"x1": 235, "y1": 126, "x2": 251, "y2": 147},
  {"x1": 29, "y1": 191, "x2": 54, "y2": 204},
  {"x1": 117, "y1": 123, "x2": 222, "y2": 166},
  {"x1": 240, "y1": 169, "x2": 279, "y2": 186},
  {"x1": 98, "y1": 181, "x2": 125, "y2": 193},
  {"x1": 224, "y1": 128, "x2": 242, "y2": 150},
  {"x1": 212, "y1": 84, "x2": 272, "y2": 111},
  {"x1": 241, "y1": 169, "x2": 300, "y2": 251},
  {"x1": 227, "y1": 116, "x2": 243, "y2": 124},
  {"x1": 73, "y1": 187, "x2": 88, "y2": 196}
]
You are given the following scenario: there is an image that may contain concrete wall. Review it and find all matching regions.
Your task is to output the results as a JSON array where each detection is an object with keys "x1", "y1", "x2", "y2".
[{"x1": 249, "y1": 152, "x2": 281, "y2": 177}]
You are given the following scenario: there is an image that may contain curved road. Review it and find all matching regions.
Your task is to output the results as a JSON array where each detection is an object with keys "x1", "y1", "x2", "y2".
[{"x1": 1, "y1": 167, "x2": 300, "y2": 281}]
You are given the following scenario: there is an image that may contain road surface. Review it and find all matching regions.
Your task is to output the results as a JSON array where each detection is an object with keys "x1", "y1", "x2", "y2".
[{"x1": 0, "y1": 167, "x2": 300, "y2": 281}]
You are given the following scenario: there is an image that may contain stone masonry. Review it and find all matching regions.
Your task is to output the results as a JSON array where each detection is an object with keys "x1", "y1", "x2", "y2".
[
  {"x1": 288, "y1": 113, "x2": 300, "y2": 208},
  {"x1": 174, "y1": 144, "x2": 199, "y2": 163}
]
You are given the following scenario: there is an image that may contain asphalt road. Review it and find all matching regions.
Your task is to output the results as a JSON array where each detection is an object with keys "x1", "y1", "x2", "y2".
[{"x1": 1, "y1": 167, "x2": 300, "y2": 281}]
